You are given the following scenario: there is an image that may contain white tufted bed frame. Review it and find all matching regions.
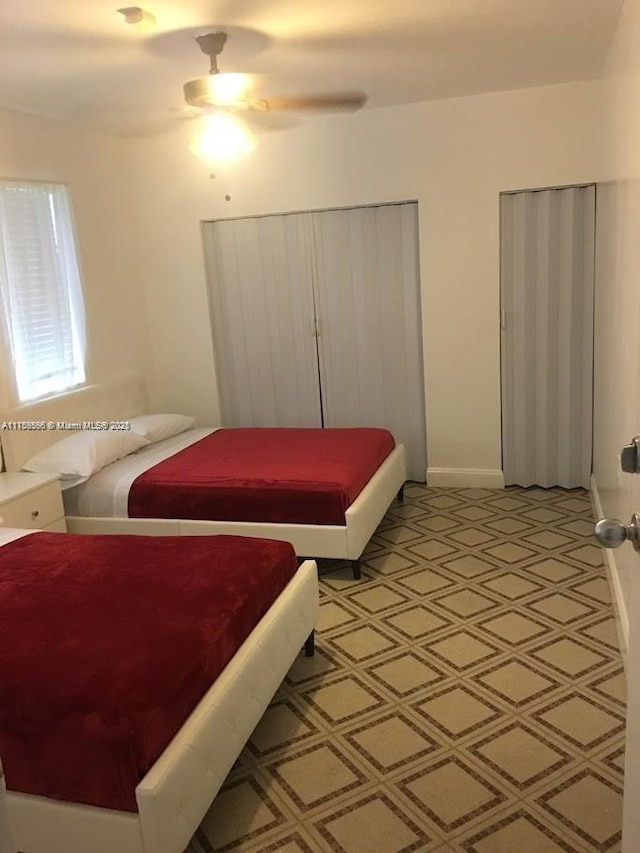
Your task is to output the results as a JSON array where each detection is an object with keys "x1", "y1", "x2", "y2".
[
  {"x1": 0, "y1": 374, "x2": 406, "y2": 574},
  {"x1": 6, "y1": 559, "x2": 318, "y2": 853}
]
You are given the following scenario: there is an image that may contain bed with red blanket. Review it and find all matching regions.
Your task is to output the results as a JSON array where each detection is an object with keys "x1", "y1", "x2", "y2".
[
  {"x1": 0, "y1": 527, "x2": 318, "y2": 853},
  {"x1": 128, "y1": 427, "x2": 396, "y2": 525},
  {"x1": 0, "y1": 376, "x2": 407, "y2": 579},
  {"x1": 62, "y1": 427, "x2": 406, "y2": 578}
]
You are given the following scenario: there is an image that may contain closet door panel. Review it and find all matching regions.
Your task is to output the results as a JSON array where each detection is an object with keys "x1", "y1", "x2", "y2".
[
  {"x1": 203, "y1": 215, "x2": 322, "y2": 427},
  {"x1": 311, "y1": 203, "x2": 427, "y2": 480},
  {"x1": 500, "y1": 186, "x2": 595, "y2": 488}
]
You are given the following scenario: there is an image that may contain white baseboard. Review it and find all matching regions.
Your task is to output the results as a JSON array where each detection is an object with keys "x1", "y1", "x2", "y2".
[
  {"x1": 426, "y1": 468, "x2": 505, "y2": 489},
  {"x1": 590, "y1": 474, "x2": 629, "y2": 657}
]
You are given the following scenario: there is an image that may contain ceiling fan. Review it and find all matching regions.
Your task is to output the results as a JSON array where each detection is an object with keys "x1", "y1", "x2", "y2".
[{"x1": 182, "y1": 31, "x2": 367, "y2": 116}]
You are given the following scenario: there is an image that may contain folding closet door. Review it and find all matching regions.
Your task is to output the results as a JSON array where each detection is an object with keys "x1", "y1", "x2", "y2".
[
  {"x1": 500, "y1": 185, "x2": 595, "y2": 488},
  {"x1": 202, "y1": 214, "x2": 322, "y2": 427},
  {"x1": 310, "y1": 203, "x2": 427, "y2": 481}
]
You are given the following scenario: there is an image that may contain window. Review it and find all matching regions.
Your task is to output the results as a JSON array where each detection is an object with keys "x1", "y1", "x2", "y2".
[{"x1": 0, "y1": 181, "x2": 86, "y2": 402}]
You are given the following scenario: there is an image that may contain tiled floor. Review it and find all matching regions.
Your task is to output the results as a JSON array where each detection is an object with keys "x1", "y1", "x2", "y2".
[{"x1": 188, "y1": 484, "x2": 625, "y2": 852}]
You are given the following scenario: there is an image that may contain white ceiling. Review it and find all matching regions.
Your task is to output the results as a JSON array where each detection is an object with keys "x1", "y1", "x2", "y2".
[{"x1": 0, "y1": 0, "x2": 623, "y2": 134}]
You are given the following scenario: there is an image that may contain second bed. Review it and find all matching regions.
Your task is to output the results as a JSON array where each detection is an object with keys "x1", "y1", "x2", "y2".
[{"x1": 1, "y1": 377, "x2": 406, "y2": 579}]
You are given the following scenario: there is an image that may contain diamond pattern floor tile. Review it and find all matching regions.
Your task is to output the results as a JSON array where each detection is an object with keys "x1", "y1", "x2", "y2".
[
  {"x1": 326, "y1": 624, "x2": 398, "y2": 663},
  {"x1": 588, "y1": 668, "x2": 626, "y2": 708},
  {"x1": 460, "y1": 809, "x2": 580, "y2": 853},
  {"x1": 344, "y1": 583, "x2": 412, "y2": 615},
  {"x1": 398, "y1": 756, "x2": 506, "y2": 831},
  {"x1": 532, "y1": 693, "x2": 625, "y2": 751},
  {"x1": 196, "y1": 777, "x2": 286, "y2": 851},
  {"x1": 365, "y1": 651, "x2": 446, "y2": 697},
  {"x1": 302, "y1": 674, "x2": 387, "y2": 725},
  {"x1": 525, "y1": 558, "x2": 587, "y2": 584},
  {"x1": 432, "y1": 588, "x2": 502, "y2": 618},
  {"x1": 537, "y1": 770, "x2": 623, "y2": 850},
  {"x1": 440, "y1": 554, "x2": 498, "y2": 579},
  {"x1": 527, "y1": 592, "x2": 597, "y2": 625},
  {"x1": 315, "y1": 793, "x2": 428, "y2": 853},
  {"x1": 248, "y1": 701, "x2": 319, "y2": 757},
  {"x1": 396, "y1": 566, "x2": 456, "y2": 596},
  {"x1": 482, "y1": 542, "x2": 539, "y2": 564},
  {"x1": 522, "y1": 530, "x2": 577, "y2": 550},
  {"x1": 529, "y1": 637, "x2": 613, "y2": 678},
  {"x1": 476, "y1": 659, "x2": 560, "y2": 707},
  {"x1": 412, "y1": 685, "x2": 503, "y2": 739},
  {"x1": 479, "y1": 571, "x2": 544, "y2": 600},
  {"x1": 579, "y1": 617, "x2": 622, "y2": 651},
  {"x1": 266, "y1": 742, "x2": 366, "y2": 810},
  {"x1": 486, "y1": 516, "x2": 535, "y2": 535},
  {"x1": 317, "y1": 600, "x2": 360, "y2": 632},
  {"x1": 476, "y1": 611, "x2": 551, "y2": 646},
  {"x1": 468, "y1": 721, "x2": 572, "y2": 789},
  {"x1": 343, "y1": 711, "x2": 439, "y2": 773},
  {"x1": 188, "y1": 484, "x2": 626, "y2": 853},
  {"x1": 382, "y1": 604, "x2": 452, "y2": 640},
  {"x1": 427, "y1": 629, "x2": 502, "y2": 670}
]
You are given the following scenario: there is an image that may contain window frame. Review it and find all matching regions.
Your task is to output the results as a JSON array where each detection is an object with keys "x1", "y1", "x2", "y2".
[{"x1": 0, "y1": 178, "x2": 87, "y2": 403}]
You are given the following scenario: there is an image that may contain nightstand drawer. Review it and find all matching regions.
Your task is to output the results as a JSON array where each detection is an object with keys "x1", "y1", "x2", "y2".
[{"x1": 0, "y1": 481, "x2": 64, "y2": 529}]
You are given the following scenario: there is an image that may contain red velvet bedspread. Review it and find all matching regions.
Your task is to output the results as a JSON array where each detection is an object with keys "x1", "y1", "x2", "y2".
[
  {"x1": 128, "y1": 427, "x2": 396, "y2": 525},
  {"x1": 0, "y1": 531, "x2": 297, "y2": 812}
]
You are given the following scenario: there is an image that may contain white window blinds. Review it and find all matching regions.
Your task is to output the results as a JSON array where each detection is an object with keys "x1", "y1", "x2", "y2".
[{"x1": 0, "y1": 181, "x2": 86, "y2": 402}]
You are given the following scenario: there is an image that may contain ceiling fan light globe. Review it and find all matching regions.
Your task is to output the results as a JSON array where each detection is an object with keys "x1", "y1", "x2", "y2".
[{"x1": 188, "y1": 113, "x2": 256, "y2": 162}]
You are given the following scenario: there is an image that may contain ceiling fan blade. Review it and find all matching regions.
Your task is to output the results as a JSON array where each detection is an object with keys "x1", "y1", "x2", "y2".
[
  {"x1": 242, "y1": 111, "x2": 299, "y2": 133},
  {"x1": 96, "y1": 108, "x2": 200, "y2": 138},
  {"x1": 259, "y1": 92, "x2": 367, "y2": 112},
  {"x1": 169, "y1": 105, "x2": 203, "y2": 120}
]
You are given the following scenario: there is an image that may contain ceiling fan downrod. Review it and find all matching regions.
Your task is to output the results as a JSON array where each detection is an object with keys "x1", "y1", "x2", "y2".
[{"x1": 195, "y1": 32, "x2": 228, "y2": 75}]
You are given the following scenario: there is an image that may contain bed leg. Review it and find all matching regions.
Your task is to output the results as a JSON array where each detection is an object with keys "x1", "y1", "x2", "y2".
[
  {"x1": 304, "y1": 630, "x2": 315, "y2": 657},
  {"x1": 352, "y1": 559, "x2": 361, "y2": 580},
  {"x1": 397, "y1": 483, "x2": 405, "y2": 503}
]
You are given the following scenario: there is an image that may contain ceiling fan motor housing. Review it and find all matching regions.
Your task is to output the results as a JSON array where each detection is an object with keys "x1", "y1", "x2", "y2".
[{"x1": 184, "y1": 78, "x2": 213, "y2": 107}]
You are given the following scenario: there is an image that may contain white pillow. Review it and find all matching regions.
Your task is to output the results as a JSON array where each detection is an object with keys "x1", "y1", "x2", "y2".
[
  {"x1": 23, "y1": 430, "x2": 150, "y2": 483},
  {"x1": 129, "y1": 413, "x2": 195, "y2": 444}
]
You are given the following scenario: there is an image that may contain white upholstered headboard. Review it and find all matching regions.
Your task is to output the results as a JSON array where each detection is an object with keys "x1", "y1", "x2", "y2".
[{"x1": 0, "y1": 374, "x2": 148, "y2": 472}]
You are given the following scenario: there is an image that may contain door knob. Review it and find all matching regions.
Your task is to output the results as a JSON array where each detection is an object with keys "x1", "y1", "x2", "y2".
[{"x1": 594, "y1": 514, "x2": 640, "y2": 551}]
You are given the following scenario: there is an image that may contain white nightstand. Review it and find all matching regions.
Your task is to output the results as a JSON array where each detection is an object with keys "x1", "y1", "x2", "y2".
[{"x1": 0, "y1": 472, "x2": 66, "y2": 532}]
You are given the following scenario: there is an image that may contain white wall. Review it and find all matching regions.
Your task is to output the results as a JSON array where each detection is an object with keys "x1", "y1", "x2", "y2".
[
  {"x1": 133, "y1": 81, "x2": 601, "y2": 482},
  {"x1": 0, "y1": 108, "x2": 149, "y2": 411}
]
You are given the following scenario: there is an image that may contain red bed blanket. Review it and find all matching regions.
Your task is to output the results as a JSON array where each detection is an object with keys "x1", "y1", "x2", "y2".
[
  {"x1": 128, "y1": 427, "x2": 396, "y2": 525},
  {"x1": 0, "y1": 531, "x2": 297, "y2": 812}
]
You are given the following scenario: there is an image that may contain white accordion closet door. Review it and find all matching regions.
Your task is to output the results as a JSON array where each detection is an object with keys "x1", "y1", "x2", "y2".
[
  {"x1": 500, "y1": 185, "x2": 595, "y2": 488},
  {"x1": 310, "y1": 203, "x2": 427, "y2": 481},
  {"x1": 202, "y1": 214, "x2": 322, "y2": 427},
  {"x1": 203, "y1": 203, "x2": 427, "y2": 481}
]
